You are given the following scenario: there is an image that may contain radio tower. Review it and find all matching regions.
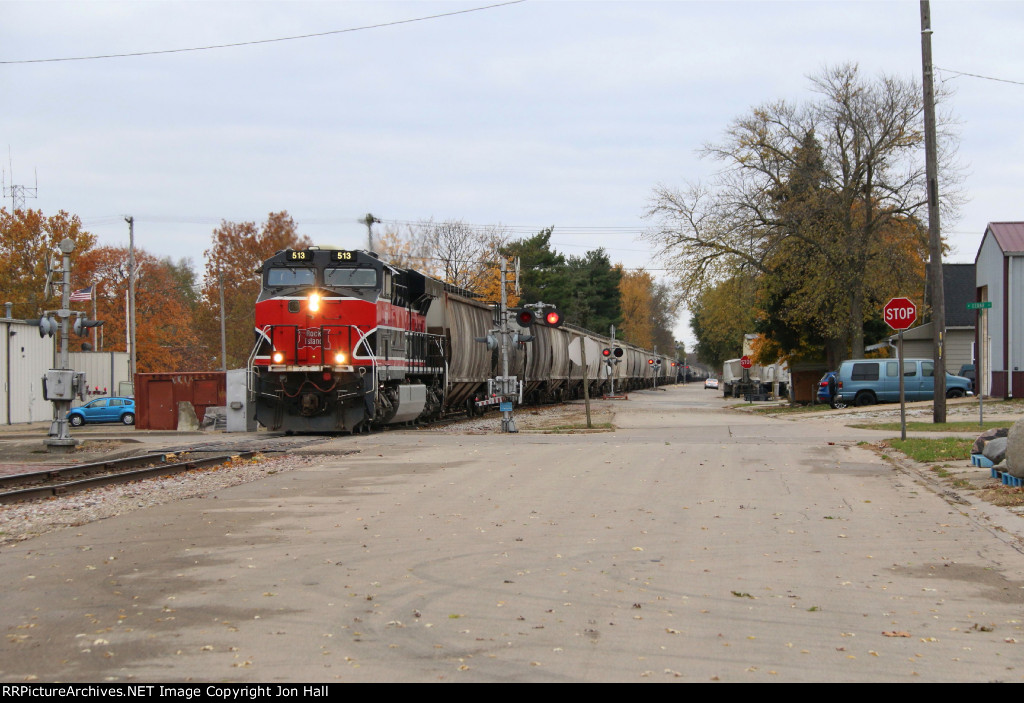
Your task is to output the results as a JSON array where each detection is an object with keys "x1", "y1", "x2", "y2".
[{"x1": 3, "y1": 149, "x2": 38, "y2": 212}]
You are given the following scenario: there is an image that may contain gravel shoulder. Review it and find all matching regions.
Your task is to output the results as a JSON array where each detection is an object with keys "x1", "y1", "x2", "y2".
[{"x1": 0, "y1": 403, "x2": 612, "y2": 548}]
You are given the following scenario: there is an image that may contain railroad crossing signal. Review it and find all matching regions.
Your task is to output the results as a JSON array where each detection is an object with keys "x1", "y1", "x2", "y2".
[
  {"x1": 883, "y1": 297, "x2": 917, "y2": 331},
  {"x1": 541, "y1": 309, "x2": 563, "y2": 328},
  {"x1": 513, "y1": 308, "x2": 535, "y2": 327}
]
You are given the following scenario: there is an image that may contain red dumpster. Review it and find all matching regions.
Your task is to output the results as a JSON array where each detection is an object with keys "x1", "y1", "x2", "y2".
[{"x1": 134, "y1": 372, "x2": 227, "y2": 430}]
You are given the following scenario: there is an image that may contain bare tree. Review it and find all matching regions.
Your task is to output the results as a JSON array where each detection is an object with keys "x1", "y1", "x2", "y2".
[
  {"x1": 415, "y1": 219, "x2": 511, "y2": 292},
  {"x1": 645, "y1": 63, "x2": 962, "y2": 357}
]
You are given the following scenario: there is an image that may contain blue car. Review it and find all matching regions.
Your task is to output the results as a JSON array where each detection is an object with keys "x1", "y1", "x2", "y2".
[
  {"x1": 67, "y1": 397, "x2": 136, "y2": 427},
  {"x1": 816, "y1": 371, "x2": 846, "y2": 409}
]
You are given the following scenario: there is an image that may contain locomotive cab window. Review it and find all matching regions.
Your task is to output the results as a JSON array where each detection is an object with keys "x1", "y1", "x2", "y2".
[
  {"x1": 266, "y1": 267, "x2": 316, "y2": 288},
  {"x1": 324, "y1": 267, "x2": 377, "y2": 289}
]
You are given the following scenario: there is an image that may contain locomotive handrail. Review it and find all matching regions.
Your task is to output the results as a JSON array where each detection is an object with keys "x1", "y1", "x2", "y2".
[{"x1": 246, "y1": 326, "x2": 274, "y2": 400}]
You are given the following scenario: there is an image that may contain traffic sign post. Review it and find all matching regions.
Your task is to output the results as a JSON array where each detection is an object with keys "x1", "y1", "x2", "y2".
[
  {"x1": 884, "y1": 298, "x2": 917, "y2": 441},
  {"x1": 968, "y1": 300, "x2": 992, "y2": 426}
]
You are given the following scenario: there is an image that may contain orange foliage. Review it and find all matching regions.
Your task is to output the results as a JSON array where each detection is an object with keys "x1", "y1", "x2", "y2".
[
  {"x1": 0, "y1": 208, "x2": 96, "y2": 319},
  {"x1": 75, "y1": 246, "x2": 203, "y2": 372},
  {"x1": 195, "y1": 212, "x2": 311, "y2": 369}
]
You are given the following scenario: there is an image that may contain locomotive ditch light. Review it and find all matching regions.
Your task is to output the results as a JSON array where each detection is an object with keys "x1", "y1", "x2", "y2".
[
  {"x1": 272, "y1": 351, "x2": 285, "y2": 364},
  {"x1": 334, "y1": 352, "x2": 347, "y2": 364}
]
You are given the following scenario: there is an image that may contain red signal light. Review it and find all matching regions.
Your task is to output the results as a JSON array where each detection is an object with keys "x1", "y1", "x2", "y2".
[
  {"x1": 515, "y1": 309, "x2": 535, "y2": 327},
  {"x1": 602, "y1": 348, "x2": 612, "y2": 357},
  {"x1": 544, "y1": 310, "x2": 561, "y2": 326}
]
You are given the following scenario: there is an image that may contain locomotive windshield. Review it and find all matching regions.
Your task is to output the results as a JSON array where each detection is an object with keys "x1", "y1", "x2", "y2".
[
  {"x1": 324, "y1": 267, "x2": 377, "y2": 289},
  {"x1": 266, "y1": 267, "x2": 316, "y2": 287}
]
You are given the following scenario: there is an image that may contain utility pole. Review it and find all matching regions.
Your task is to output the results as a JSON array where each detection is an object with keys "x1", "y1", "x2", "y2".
[
  {"x1": 362, "y1": 213, "x2": 381, "y2": 253},
  {"x1": 125, "y1": 216, "x2": 137, "y2": 383},
  {"x1": 219, "y1": 272, "x2": 227, "y2": 371},
  {"x1": 921, "y1": 0, "x2": 946, "y2": 422}
]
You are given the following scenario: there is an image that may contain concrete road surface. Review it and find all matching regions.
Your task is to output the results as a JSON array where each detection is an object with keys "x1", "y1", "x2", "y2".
[{"x1": 2, "y1": 384, "x2": 1023, "y2": 682}]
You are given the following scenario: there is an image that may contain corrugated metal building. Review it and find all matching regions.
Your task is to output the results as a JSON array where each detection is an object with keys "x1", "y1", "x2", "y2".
[
  {"x1": 2, "y1": 313, "x2": 133, "y2": 425},
  {"x1": 1, "y1": 317, "x2": 56, "y2": 424},
  {"x1": 975, "y1": 221, "x2": 1024, "y2": 398},
  {"x1": 69, "y1": 351, "x2": 131, "y2": 406}
]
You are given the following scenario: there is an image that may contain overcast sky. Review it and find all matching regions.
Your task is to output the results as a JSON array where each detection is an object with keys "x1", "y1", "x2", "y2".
[{"x1": 3, "y1": 0, "x2": 1022, "y2": 346}]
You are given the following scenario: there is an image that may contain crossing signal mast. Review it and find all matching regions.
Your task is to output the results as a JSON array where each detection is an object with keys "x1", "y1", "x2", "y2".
[
  {"x1": 473, "y1": 257, "x2": 563, "y2": 433},
  {"x1": 601, "y1": 345, "x2": 624, "y2": 397},
  {"x1": 33, "y1": 239, "x2": 105, "y2": 453}
]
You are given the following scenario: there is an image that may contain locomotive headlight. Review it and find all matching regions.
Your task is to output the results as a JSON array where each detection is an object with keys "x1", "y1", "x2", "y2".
[
  {"x1": 272, "y1": 351, "x2": 285, "y2": 364},
  {"x1": 334, "y1": 352, "x2": 346, "y2": 364},
  {"x1": 308, "y1": 292, "x2": 321, "y2": 312}
]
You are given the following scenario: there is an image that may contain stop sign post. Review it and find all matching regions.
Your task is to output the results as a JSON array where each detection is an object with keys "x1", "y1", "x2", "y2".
[
  {"x1": 884, "y1": 297, "x2": 916, "y2": 440},
  {"x1": 740, "y1": 356, "x2": 752, "y2": 369}
]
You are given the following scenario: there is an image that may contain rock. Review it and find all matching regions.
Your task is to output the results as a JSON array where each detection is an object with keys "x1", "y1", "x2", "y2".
[
  {"x1": 177, "y1": 401, "x2": 200, "y2": 431},
  {"x1": 1004, "y1": 418, "x2": 1024, "y2": 478},
  {"x1": 982, "y1": 437, "x2": 1007, "y2": 465},
  {"x1": 973, "y1": 427, "x2": 1009, "y2": 455}
]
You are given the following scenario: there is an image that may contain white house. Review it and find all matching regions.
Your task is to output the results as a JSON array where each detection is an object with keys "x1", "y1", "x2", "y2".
[{"x1": 975, "y1": 222, "x2": 1024, "y2": 398}]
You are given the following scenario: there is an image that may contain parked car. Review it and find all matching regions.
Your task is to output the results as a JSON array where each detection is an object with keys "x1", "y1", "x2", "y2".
[
  {"x1": 958, "y1": 364, "x2": 976, "y2": 392},
  {"x1": 67, "y1": 396, "x2": 136, "y2": 426},
  {"x1": 816, "y1": 371, "x2": 846, "y2": 409},
  {"x1": 834, "y1": 359, "x2": 972, "y2": 407},
  {"x1": 704, "y1": 378, "x2": 720, "y2": 390}
]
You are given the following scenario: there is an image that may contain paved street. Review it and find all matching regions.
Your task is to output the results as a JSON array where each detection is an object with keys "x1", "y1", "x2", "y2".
[{"x1": 2, "y1": 384, "x2": 1023, "y2": 682}]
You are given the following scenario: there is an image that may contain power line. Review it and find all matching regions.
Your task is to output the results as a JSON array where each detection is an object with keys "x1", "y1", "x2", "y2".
[
  {"x1": 0, "y1": 1, "x2": 526, "y2": 65},
  {"x1": 936, "y1": 66, "x2": 1024, "y2": 87}
]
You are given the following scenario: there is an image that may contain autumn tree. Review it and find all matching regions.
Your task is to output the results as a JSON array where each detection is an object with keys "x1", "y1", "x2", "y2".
[
  {"x1": 618, "y1": 268, "x2": 678, "y2": 351},
  {"x1": 74, "y1": 247, "x2": 205, "y2": 372},
  {"x1": 194, "y1": 212, "x2": 311, "y2": 369},
  {"x1": 0, "y1": 208, "x2": 96, "y2": 319},
  {"x1": 645, "y1": 63, "x2": 961, "y2": 359},
  {"x1": 375, "y1": 224, "x2": 434, "y2": 273},
  {"x1": 618, "y1": 269, "x2": 656, "y2": 348},
  {"x1": 688, "y1": 276, "x2": 758, "y2": 370}
]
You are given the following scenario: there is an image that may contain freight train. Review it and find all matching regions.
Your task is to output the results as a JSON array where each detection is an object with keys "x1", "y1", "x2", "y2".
[{"x1": 247, "y1": 247, "x2": 675, "y2": 433}]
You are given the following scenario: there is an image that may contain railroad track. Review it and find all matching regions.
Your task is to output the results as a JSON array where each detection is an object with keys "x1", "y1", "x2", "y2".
[
  {"x1": 0, "y1": 434, "x2": 348, "y2": 505},
  {"x1": 0, "y1": 451, "x2": 266, "y2": 505}
]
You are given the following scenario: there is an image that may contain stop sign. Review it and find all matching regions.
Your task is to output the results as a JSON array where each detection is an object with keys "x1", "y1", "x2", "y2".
[
  {"x1": 884, "y1": 297, "x2": 917, "y2": 331},
  {"x1": 740, "y1": 356, "x2": 753, "y2": 369}
]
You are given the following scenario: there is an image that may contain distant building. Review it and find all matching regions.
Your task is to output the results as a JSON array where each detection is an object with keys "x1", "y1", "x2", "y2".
[{"x1": 975, "y1": 222, "x2": 1024, "y2": 398}]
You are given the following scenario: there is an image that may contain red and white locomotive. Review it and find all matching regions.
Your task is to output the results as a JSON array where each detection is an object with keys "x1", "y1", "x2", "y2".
[{"x1": 249, "y1": 247, "x2": 676, "y2": 433}]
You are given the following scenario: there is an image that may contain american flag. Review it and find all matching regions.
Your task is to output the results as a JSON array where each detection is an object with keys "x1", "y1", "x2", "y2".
[{"x1": 70, "y1": 286, "x2": 93, "y2": 302}]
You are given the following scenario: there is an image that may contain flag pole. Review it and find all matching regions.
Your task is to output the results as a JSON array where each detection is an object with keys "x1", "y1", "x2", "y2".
[{"x1": 92, "y1": 284, "x2": 98, "y2": 350}]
